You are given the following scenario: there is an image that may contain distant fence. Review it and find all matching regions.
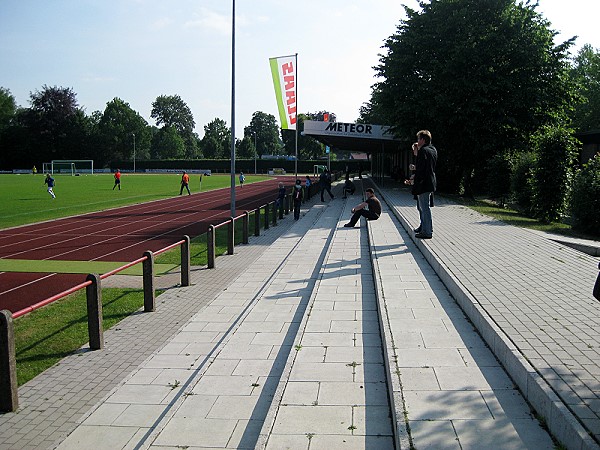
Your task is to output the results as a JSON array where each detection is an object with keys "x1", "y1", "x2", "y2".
[{"x1": 0, "y1": 174, "x2": 345, "y2": 413}]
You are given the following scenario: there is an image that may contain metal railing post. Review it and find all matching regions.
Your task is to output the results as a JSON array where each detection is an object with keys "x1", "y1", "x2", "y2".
[
  {"x1": 243, "y1": 212, "x2": 249, "y2": 244},
  {"x1": 181, "y1": 235, "x2": 191, "y2": 286},
  {"x1": 208, "y1": 225, "x2": 216, "y2": 268},
  {"x1": 254, "y1": 208, "x2": 260, "y2": 237},
  {"x1": 86, "y1": 273, "x2": 103, "y2": 350},
  {"x1": 0, "y1": 310, "x2": 18, "y2": 412},
  {"x1": 228, "y1": 217, "x2": 234, "y2": 255},
  {"x1": 264, "y1": 203, "x2": 269, "y2": 230},
  {"x1": 272, "y1": 201, "x2": 278, "y2": 226},
  {"x1": 142, "y1": 251, "x2": 155, "y2": 312}
]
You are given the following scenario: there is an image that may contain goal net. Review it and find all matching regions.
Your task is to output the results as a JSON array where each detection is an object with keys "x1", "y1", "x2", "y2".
[{"x1": 43, "y1": 160, "x2": 94, "y2": 175}]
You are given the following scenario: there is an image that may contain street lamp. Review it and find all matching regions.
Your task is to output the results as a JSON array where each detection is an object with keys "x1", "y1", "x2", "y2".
[
  {"x1": 253, "y1": 132, "x2": 257, "y2": 174},
  {"x1": 132, "y1": 133, "x2": 136, "y2": 174}
]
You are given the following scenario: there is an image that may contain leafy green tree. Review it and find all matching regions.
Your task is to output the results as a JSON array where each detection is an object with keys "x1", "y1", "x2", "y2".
[
  {"x1": 0, "y1": 87, "x2": 16, "y2": 132},
  {"x1": 201, "y1": 118, "x2": 231, "y2": 159},
  {"x1": 97, "y1": 98, "x2": 150, "y2": 164},
  {"x1": 151, "y1": 126, "x2": 185, "y2": 159},
  {"x1": 0, "y1": 88, "x2": 22, "y2": 169},
  {"x1": 367, "y1": 0, "x2": 577, "y2": 194},
  {"x1": 510, "y1": 151, "x2": 536, "y2": 214},
  {"x1": 281, "y1": 114, "x2": 324, "y2": 160},
  {"x1": 530, "y1": 125, "x2": 578, "y2": 223},
  {"x1": 236, "y1": 135, "x2": 255, "y2": 159},
  {"x1": 243, "y1": 111, "x2": 281, "y2": 158},
  {"x1": 151, "y1": 94, "x2": 195, "y2": 133},
  {"x1": 570, "y1": 154, "x2": 600, "y2": 234},
  {"x1": 570, "y1": 44, "x2": 600, "y2": 132},
  {"x1": 151, "y1": 94, "x2": 197, "y2": 158},
  {"x1": 17, "y1": 85, "x2": 94, "y2": 164}
]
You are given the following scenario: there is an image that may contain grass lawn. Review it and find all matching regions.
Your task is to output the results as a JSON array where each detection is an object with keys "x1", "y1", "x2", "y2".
[
  {"x1": 14, "y1": 288, "x2": 149, "y2": 386},
  {"x1": 0, "y1": 173, "x2": 271, "y2": 229},
  {"x1": 449, "y1": 195, "x2": 598, "y2": 241}
]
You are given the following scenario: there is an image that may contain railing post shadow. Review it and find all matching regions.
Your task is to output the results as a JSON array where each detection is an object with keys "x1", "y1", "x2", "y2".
[
  {"x1": 208, "y1": 225, "x2": 216, "y2": 268},
  {"x1": 142, "y1": 251, "x2": 155, "y2": 312},
  {"x1": 264, "y1": 203, "x2": 270, "y2": 230},
  {"x1": 243, "y1": 212, "x2": 249, "y2": 245},
  {"x1": 228, "y1": 217, "x2": 234, "y2": 255},
  {"x1": 254, "y1": 208, "x2": 260, "y2": 237},
  {"x1": 86, "y1": 273, "x2": 103, "y2": 350},
  {"x1": 284, "y1": 193, "x2": 290, "y2": 215},
  {"x1": 0, "y1": 310, "x2": 18, "y2": 412},
  {"x1": 181, "y1": 235, "x2": 191, "y2": 286}
]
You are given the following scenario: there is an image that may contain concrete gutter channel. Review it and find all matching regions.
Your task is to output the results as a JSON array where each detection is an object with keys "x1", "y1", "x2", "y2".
[{"x1": 374, "y1": 188, "x2": 599, "y2": 450}]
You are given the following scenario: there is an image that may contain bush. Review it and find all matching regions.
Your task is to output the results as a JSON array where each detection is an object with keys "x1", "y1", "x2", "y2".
[
  {"x1": 530, "y1": 126, "x2": 578, "y2": 223},
  {"x1": 570, "y1": 154, "x2": 600, "y2": 235},
  {"x1": 510, "y1": 152, "x2": 536, "y2": 214}
]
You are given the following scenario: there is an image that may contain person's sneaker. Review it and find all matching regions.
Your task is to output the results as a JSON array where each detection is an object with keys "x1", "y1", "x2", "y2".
[
  {"x1": 415, "y1": 232, "x2": 432, "y2": 239},
  {"x1": 413, "y1": 227, "x2": 421, "y2": 233},
  {"x1": 343, "y1": 223, "x2": 354, "y2": 228}
]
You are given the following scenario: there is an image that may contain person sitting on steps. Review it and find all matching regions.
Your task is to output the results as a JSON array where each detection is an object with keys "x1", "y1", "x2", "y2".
[{"x1": 343, "y1": 188, "x2": 381, "y2": 228}]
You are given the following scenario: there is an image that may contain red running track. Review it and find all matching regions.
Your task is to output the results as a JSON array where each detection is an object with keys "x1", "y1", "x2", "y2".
[{"x1": 0, "y1": 178, "x2": 289, "y2": 314}]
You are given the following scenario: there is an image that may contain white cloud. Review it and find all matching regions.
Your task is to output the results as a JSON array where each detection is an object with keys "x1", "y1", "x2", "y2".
[{"x1": 184, "y1": 8, "x2": 231, "y2": 36}]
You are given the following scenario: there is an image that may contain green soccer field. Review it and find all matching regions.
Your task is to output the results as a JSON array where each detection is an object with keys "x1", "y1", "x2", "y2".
[{"x1": 0, "y1": 173, "x2": 271, "y2": 229}]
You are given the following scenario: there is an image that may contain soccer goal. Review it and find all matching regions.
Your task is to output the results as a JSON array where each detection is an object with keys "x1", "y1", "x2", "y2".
[{"x1": 43, "y1": 160, "x2": 94, "y2": 175}]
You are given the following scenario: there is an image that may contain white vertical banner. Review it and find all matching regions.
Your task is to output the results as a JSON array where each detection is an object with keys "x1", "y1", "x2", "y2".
[{"x1": 269, "y1": 54, "x2": 297, "y2": 130}]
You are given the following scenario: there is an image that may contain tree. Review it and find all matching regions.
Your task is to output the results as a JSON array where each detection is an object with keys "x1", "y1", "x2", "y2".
[
  {"x1": 236, "y1": 135, "x2": 255, "y2": 159},
  {"x1": 150, "y1": 94, "x2": 195, "y2": 133},
  {"x1": 570, "y1": 154, "x2": 600, "y2": 234},
  {"x1": 20, "y1": 85, "x2": 89, "y2": 163},
  {"x1": 367, "y1": 0, "x2": 577, "y2": 194},
  {"x1": 281, "y1": 114, "x2": 324, "y2": 160},
  {"x1": 201, "y1": 118, "x2": 231, "y2": 159},
  {"x1": 97, "y1": 98, "x2": 150, "y2": 165},
  {"x1": 570, "y1": 44, "x2": 600, "y2": 133},
  {"x1": 530, "y1": 125, "x2": 578, "y2": 223},
  {"x1": 243, "y1": 111, "x2": 281, "y2": 158},
  {"x1": 0, "y1": 88, "x2": 20, "y2": 169},
  {"x1": 0, "y1": 87, "x2": 16, "y2": 132},
  {"x1": 151, "y1": 94, "x2": 197, "y2": 158},
  {"x1": 151, "y1": 126, "x2": 185, "y2": 159}
]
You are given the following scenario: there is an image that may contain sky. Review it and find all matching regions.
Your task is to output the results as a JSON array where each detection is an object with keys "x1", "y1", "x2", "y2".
[{"x1": 1, "y1": 0, "x2": 599, "y2": 139}]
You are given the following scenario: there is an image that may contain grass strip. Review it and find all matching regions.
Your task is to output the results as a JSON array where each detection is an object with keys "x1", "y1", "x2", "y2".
[
  {"x1": 449, "y1": 195, "x2": 597, "y2": 240},
  {"x1": 0, "y1": 259, "x2": 177, "y2": 275},
  {"x1": 14, "y1": 288, "x2": 153, "y2": 386},
  {"x1": 156, "y1": 210, "x2": 267, "y2": 266}
]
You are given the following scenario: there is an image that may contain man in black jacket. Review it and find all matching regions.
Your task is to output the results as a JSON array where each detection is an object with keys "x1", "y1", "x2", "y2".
[
  {"x1": 343, "y1": 188, "x2": 381, "y2": 227},
  {"x1": 412, "y1": 130, "x2": 437, "y2": 239}
]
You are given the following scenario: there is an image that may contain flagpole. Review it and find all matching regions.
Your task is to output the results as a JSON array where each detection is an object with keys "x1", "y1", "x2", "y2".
[
  {"x1": 230, "y1": 0, "x2": 236, "y2": 218},
  {"x1": 294, "y1": 53, "x2": 298, "y2": 179}
]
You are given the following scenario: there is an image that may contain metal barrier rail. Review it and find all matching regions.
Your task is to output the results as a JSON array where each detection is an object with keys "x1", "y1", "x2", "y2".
[
  {"x1": 0, "y1": 185, "x2": 323, "y2": 412},
  {"x1": 0, "y1": 236, "x2": 191, "y2": 413}
]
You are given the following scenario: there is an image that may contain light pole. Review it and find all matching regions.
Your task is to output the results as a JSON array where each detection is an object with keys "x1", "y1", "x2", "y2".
[
  {"x1": 132, "y1": 133, "x2": 136, "y2": 173},
  {"x1": 253, "y1": 132, "x2": 257, "y2": 174}
]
